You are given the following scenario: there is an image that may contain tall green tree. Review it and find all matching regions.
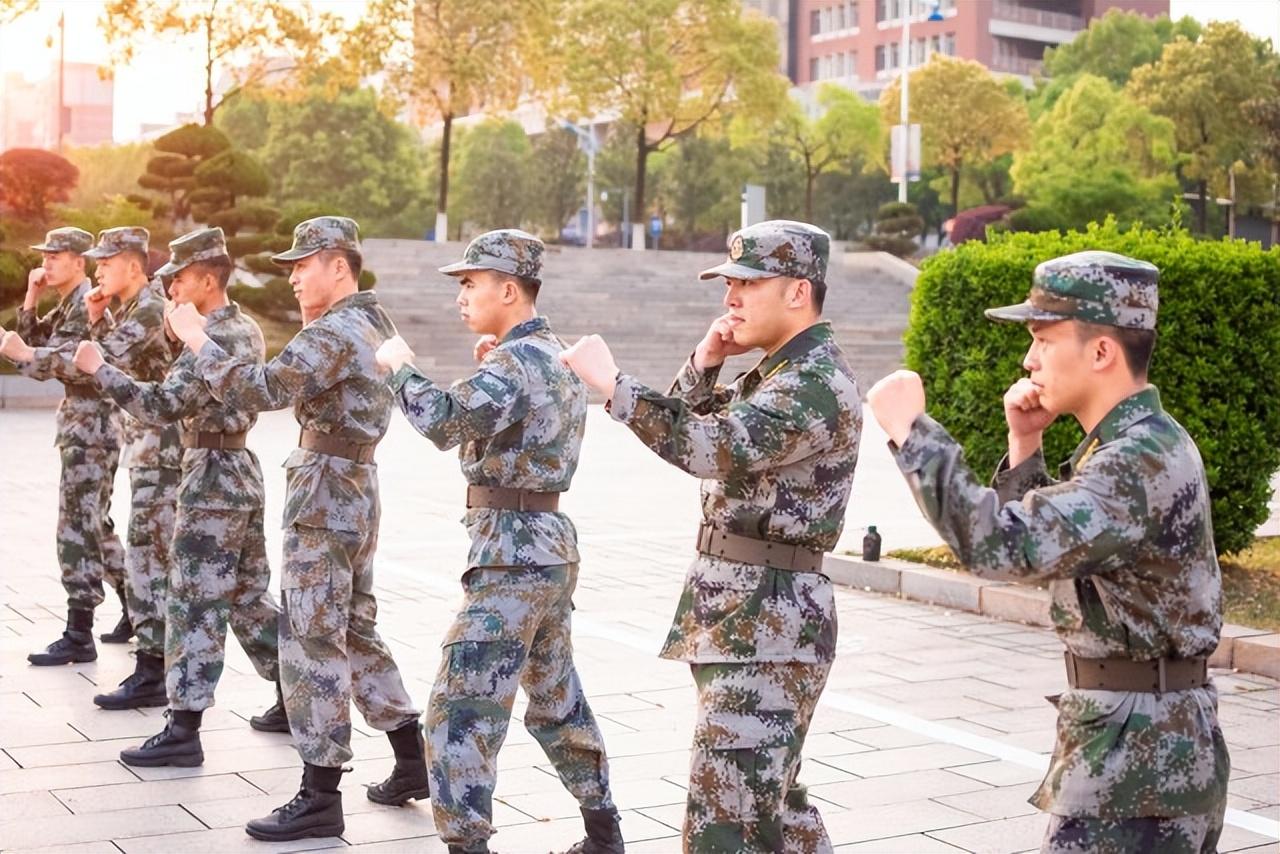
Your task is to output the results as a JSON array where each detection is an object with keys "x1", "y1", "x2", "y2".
[
  {"x1": 551, "y1": 0, "x2": 787, "y2": 246},
  {"x1": 658, "y1": 134, "x2": 748, "y2": 247},
  {"x1": 451, "y1": 120, "x2": 533, "y2": 233},
  {"x1": 1128, "y1": 22, "x2": 1280, "y2": 232},
  {"x1": 879, "y1": 55, "x2": 1029, "y2": 217},
  {"x1": 137, "y1": 123, "x2": 230, "y2": 225},
  {"x1": 528, "y1": 128, "x2": 587, "y2": 238},
  {"x1": 1042, "y1": 9, "x2": 1201, "y2": 87}
]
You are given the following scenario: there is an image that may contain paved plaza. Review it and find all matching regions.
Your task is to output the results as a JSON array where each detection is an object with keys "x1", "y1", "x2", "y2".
[{"x1": 0, "y1": 406, "x2": 1276, "y2": 853}]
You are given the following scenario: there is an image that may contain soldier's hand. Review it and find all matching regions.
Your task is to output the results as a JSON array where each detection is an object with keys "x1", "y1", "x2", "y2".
[
  {"x1": 84, "y1": 285, "x2": 110, "y2": 325},
  {"x1": 1004, "y1": 378, "x2": 1056, "y2": 437},
  {"x1": 693, "y1": 313, "x2": 751, "y2": 370},
  {"x1": 0, "y1": 330, "x2": 34, "y2": 364},
  {"x1": 867, "y1": 369, "x2": 926, "y2": 447},
  {"x1": 375, "y1": 335, "x2": 415, "y2": 374},
  {"x1": 166, "y1": 302, "x2": 208, "y2": 348},
  {"x1": 559, "y1": 334, "x2": 619, "y2": 397},
  {"x1": 27, "y1": 268, "x2": 48, "y2": 295},
  {"x1": 473, "y1": 334, "x2": 498, "y2": 363},
  {"x1": 73, "y1": 340, "x2": 105, "y2": 375},
  {"x1": 162, "y1": 300, "x2": 178, "y2": 342}
]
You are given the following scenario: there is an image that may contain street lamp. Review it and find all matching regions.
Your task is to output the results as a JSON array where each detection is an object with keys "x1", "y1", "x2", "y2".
[
  {"x1": 559, "y1": 120, "x2": 598, "y2": 248},
  {"x1": 896, "y1": 0, "x2": 944, "y2": 203}
]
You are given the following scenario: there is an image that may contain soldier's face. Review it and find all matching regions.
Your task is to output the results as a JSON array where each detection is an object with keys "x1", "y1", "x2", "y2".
[
  {"x1": 1023, "y1": 320, "x2": 1090, "y2": 415},
  {"x1": 722, "y1": 275, "x2": 792, "y2": 349},
  {"x1": 455, "y1": 270, "x2": 510, "y2": 335},
  {"x1": 288, "y1": 253, "x2": 340, "y2": 316},
  {"x1": 41, "y1": 251, "x2": 82, "y2": 289},
  {"x1": 169, "y1": 266, "x2": 212, "y2": 310}
]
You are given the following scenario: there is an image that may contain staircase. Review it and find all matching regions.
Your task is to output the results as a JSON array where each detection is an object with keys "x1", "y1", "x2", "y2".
[{"x1": 364, "y1": 239, "x2": 915, "y2": 395}]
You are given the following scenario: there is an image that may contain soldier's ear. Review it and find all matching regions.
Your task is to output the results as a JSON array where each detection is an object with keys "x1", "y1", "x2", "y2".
[{"x1": 787, "y1": 278, "x2": 812, "y2": 309}]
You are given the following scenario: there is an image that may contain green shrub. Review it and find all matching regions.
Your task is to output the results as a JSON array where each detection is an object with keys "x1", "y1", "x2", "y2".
[
  {"x1": 907, "y1": 219, "x2": 1280, "y2": 555},
  {"x1": 228, "y1": 276, "x2": 296, "y2": 320}
]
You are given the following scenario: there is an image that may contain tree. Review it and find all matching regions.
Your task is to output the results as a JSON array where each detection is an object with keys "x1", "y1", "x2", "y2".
[
  {"x1": 552, "y1": 0, "x2": 788, "y2": 246},
  {"x1": 251, "y1": 86, "x2": 433, "y2": 238},
  {"x1": 658, "y1": 133, "x2": 748, "y2": 248},
  {"x1": 864, "y1": 202, "x2": 922, "y2": 257},
  {"x1": 100, "y1": 0, "x2": 342, "y2": 125},
  {"x1": 0, "y1": 148, "x2": 79, "y2": 222},
  {"x1": 740, "y1": 85, "x2": 882, "y2": 222},
  {"x1": 451, "y1": 120, "x2": 533, "y2": 234},
  {"x1": 528, "y1": 128, "x2": 586, "y2": 239},
  {"x1": 1043, "y1": 9, "x2": 1201, "y2": 88},
  {"x1": 879, "y1": 55, "x2": 1028, "y2": 218},
  {"x1": 1012, "y1": 75, "x2": 1179, "y2": 231},
  {"x1": 137, "y1": 123, "x2": 230, "y2": 225},
  {"x1": 1128, "y1": 22, "x2": 1280, "y2": 233}
]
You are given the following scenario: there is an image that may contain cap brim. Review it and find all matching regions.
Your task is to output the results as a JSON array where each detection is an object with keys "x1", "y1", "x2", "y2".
[
  {"x1": 29, "y1": 243, "x2": 60, "y2": 252},
  {"x1": 270, "y1": 247, "x2": 321, "y2": 265},
  {"x1": 697, "y1": 261, "x2": 773, "y2": 281},
  {"x1": 437, "y1": 261, "x2": 489, "y2": 276},
  {"x1": 984, "y1": 302, "x2": 1071, "y2": 325},
  {"x1": 154, "y1": 260, "x2": 187, "y2": 278},
  {"x1": 82, "y1": 246, "x2": 120, "y2": 259}
]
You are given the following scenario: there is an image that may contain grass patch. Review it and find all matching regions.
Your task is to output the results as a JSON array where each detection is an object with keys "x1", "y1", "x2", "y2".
[{"x1": 885, "y1": 537, "x2": 1280, "y2": 632}]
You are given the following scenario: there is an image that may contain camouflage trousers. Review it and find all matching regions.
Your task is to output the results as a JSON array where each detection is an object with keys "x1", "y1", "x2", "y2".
[
  {"x1": 427, "y1": 564, "x2": 614, "y2": 849},
  {"x1": 57, "y1": 445, "x2": 127, "y2": 610},
  {"x1": 1043, "y1": 810, "x2": 1225, "y2": 854},
  {"x1": 685, "y1": 659, "x2": 833, "y2": 854},
  {"x1": 126, "y1": 468, "x2": 179, "y2": 657},
  {"x1": 166, "y1": 507, "x2": 280, "y2": 710},
  {"x1": 279, "y1": 523, "x2": 420, "y2": 767}
]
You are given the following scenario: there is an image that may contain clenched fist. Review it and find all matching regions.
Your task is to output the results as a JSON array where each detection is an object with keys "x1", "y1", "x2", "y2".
[
  {"x1": 693, "y1": 313, "x2": 750, "y2": 371},
  {"x1": 166, "y1": 302, "x2": 209, "y2": 351},
  {"x1": 867, "y1": 369, "x2": 926, "y2": 447},
  {"x1": 376, "y1": 335, "x2": 415, "y2": 374},
  {"x1": 73, "y1": 340, "x2": 105, "y2": 375},
  {"x1": 559, "y1": 334, "x2": 620, "y2": 397},
  {"x1": 84, "y1": 285, "x2": 110, "y2": 325},
  {"x1": 473, "y1": 334, "x2": 498, "y2": 363}
]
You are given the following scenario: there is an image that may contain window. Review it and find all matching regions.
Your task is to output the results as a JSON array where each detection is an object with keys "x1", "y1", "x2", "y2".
[
  {"x1": 810, "y1": 8, "x2": 821, "y2": 35},
  {"x1": 850, "y1": 1, "x2": 859, "y2": 27},
  {"x1": 875, "y1": 44, "x2": 886, "y2": 71},
  {"x1": 930, "y1": 34, "x2": 941, "y2": 55},
  {"x1": 809, "y1": 56, "x2": 819, "y2": 81},
  {"x1": 943, "y1": 33, "x2": 956, "y2": 55}
]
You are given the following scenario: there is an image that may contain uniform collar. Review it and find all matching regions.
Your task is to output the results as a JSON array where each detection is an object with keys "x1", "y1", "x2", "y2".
[
  {"x1": 1068, "y1": 385, "x2": 1163, "y2": 471},
  {"x1": 207, "y1": 303, "x2": 240, "y2": 324},
  {"x1": 501, "y1": 315, "x2": 548, "y2": 344},
  {"x1": 756, "y1": 321, "x2": 833, "y2": 380}
]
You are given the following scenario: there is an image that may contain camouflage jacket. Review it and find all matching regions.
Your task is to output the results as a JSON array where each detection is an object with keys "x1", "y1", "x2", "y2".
[
  {"x1": 892, "y1": 386, "x2": 1229, "y2": 819},
  {"x1": 609, "y1": 322, "x2": 862, "y2": 664},
  {"x1": 91, "y1": 277, "x2": 183, "y2": 472},
  {"x1": 194, "y1": 291, "x2": 397, "y2": 533},
  {"x1": 96, "y1": 304, "x2": 266, "y2": 511},
  {"x1": 17, "y1": 278, "x2": 120, "y2": 450},
  {"x1": 388, "y1": 316, "x2": 586, "y2": 569}
]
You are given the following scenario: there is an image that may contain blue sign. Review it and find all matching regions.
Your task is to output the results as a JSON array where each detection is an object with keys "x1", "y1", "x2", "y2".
[{"x1": 649, "y1": 215, "x2": 663, "y2": 237}]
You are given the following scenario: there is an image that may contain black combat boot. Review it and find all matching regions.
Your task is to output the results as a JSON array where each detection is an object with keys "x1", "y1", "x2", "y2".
[
  {"x1": 564, "y1": 807, "x2": 624, "y2": 854},
  {"x1": 249, "y1": 682, "x2": 290, "y2": 733},
  {"x1": 448, "y1": 846, "x2": 492, "y2": 854},
  {"x1": 28, "y1": 608, "x2": 97, "y2": 666},
  {"x1": 99, "y1": 583, "x2": 134, "y2": 643},
  {"x1": 94, "y1": 651, "x2": 167, "y2": 709},
  {"x1": 120, "y1": 709, "x2": 204, "y2": 767},
  {"x1": 366, "y1": 719, "x2": 430, "y2": 805},
  {"x1": 245, "y1": 763, "x2": 345, "y2": 841}
]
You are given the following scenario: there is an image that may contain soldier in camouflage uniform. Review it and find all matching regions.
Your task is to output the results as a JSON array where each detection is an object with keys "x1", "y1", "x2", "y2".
[
  {"x1": 166, "y1": 216, "x2": 423, "y2": 843},
  {"x1": 561, "y1": 221, "x2": 862, "y2": 853},
  {"x1": 0, "y1": 227, "x2": 128, "y2": 665},
  {"x1": 866, "y1": 251, "x2": 1230, "y2": 854},
  {"x1": 67, "y1": 227, "x2": 184, "y2": 709},
  {"x1": 375, "y1": 230, "x2": 623, "y2": 854},
  {"x1": 74, "y1": 228, "x2": 287, "y2": 765}
]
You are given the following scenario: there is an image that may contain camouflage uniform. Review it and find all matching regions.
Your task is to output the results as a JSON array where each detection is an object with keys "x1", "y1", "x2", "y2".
[
  {"x1": 191, "y1": 217, "x2": 419, "y2": 768},
  {"x1": 388, "y1": 230, "x2": 615, "y2": 849},
  {"x1": 608, "y1": 222, "x2": 862, "y2": 852},
  {"x1": 95, "y1": 228, "x2": 280, "y2": 710},
  {"x1": 16, "y1": 227, "x2": 126, "y2": 614},
  {"x1": 890, "y1": 252, "x2": 1229, "y2": 853},
  {"x1": 84, "y1": 227, "x2": 183, "y2": 659}
]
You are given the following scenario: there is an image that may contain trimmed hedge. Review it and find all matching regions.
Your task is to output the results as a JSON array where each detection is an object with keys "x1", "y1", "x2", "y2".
[{"x1": 906, "y1": 220, "x2": 1280, "y2": 555}]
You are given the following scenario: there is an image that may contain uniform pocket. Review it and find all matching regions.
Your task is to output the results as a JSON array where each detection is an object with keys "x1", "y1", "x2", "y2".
[{"x1": 281, "y1": 525, "x2": 350, "y2": 640}]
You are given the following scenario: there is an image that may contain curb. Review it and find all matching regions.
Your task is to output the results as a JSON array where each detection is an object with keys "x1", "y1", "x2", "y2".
[{"x1": 824, "y1": 553, "x2": 1279, "y2": 681}]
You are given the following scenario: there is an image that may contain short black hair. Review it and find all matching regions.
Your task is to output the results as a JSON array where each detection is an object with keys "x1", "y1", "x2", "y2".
[
  {"x1": 122, "y1": 249, "x2": 149, "y2": 271},
  {"x1": 319, "y1": 248, "x2": 363, "y2": 281},
  {"x1": 809, "y1": 278, "x2": 827, "y2": 313},
  {"x1": 1076, "y1": 321, "x2": 1157, "y2": 379},
  {"x1": 511, "y1": 273, "x2": 541, "y2": 303},
  {"x1": 188, "y1": 255, "x2": 234, "y2": 289}
]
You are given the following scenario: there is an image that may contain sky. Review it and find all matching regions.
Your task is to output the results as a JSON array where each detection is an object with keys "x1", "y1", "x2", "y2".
[{"x1": 0, "y1": 0, "x2": 1277, "y2": 143}]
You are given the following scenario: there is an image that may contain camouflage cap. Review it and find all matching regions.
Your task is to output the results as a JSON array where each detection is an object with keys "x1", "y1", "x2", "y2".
[
  {"x1": 155, "y1": 227, "x2": 230, "y2": 278},
  {"x1": 271, "y1": 216, "x2": 361, "y2": 264},
  {"x1": 699, "y1": 220, "x2": 830, "y2": 282},
  {"x1": 83, "y1": 226, "x2": 150, "y2": 259},
  {"x1": 439, "y1": 229, "x2": 544, "y2": 282},
  {"x1": 985, "y1": 250, "x2": 1159, "y2": 331},
  {"x1": 30, "y1": 226, "x2": 94, "y2": 255}
]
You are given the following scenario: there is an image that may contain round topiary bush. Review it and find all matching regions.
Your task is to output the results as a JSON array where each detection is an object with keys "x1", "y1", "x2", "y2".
[{"x1": 906, "y1": 219, "x2": 1280, "y2": 555}]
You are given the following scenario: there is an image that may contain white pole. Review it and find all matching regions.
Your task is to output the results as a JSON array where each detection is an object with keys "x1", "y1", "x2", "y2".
[
  {"x1": 586, "y1": 125, "x2": 595, "y2": 249},
  {"x1": 898, "y1": 1, "x2": 910, "y2": 203}
]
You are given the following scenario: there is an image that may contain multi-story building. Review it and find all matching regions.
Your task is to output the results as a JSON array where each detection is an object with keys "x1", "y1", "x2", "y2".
[
  {"x1": 793, "y1": 0, "x2": 1170, "y2": 100},
  {"x1": 1, "y1": 61, "x2": 114, "y2": 151}
]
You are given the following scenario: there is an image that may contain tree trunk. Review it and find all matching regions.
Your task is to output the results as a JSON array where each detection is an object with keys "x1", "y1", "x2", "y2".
[
  {"x1": 634, "y1": 125, "x2": 648, "y2": 243},
  {"x1": 203, "y1": 15, "x2": 215, "y2": 125},
  {"x1": 1196, "y1": 179, "x2": 1208, "y2": 234},
  {"x1": 950, "y1": 167, "x2": 961, "y2": 217},
  {"x1": 438, "y1": 111, "x2": 453, "y2": 232},
  {"x1": 804, "y1": 170, "x2": 816, "y2": 222}
]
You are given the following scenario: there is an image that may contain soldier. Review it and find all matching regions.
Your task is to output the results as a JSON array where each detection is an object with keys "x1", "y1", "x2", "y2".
[
  {"x1": 68, "y1": 227, "x2": 184, "y2": 709},
  {"x1": 865, "y1": 251, "x2": 1230, "y2": 853},
  {"x1": 165, "y1": 216, "x2": 425, "y2": 842},
  {"x1": 0, "y1": 227, "x2": 128, "y2": 665},
  {"x1": 375, "y1": 229, "x2": 623, "y2": 854},
  {"x1": 560, "y1": 220, "x2": 862, "y2": 853},
  {"x1": 73, "y1": 227, "x2": 287, "y2": 765}
]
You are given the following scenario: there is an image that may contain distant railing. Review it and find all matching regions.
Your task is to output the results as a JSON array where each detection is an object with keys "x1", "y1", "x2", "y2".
[
  {"x1": 991, "y1": 0, "x2": 1083, "y2": 31},
  {"x1": 991, "y1": 54, "x2": 1045, "y2": 76}
]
